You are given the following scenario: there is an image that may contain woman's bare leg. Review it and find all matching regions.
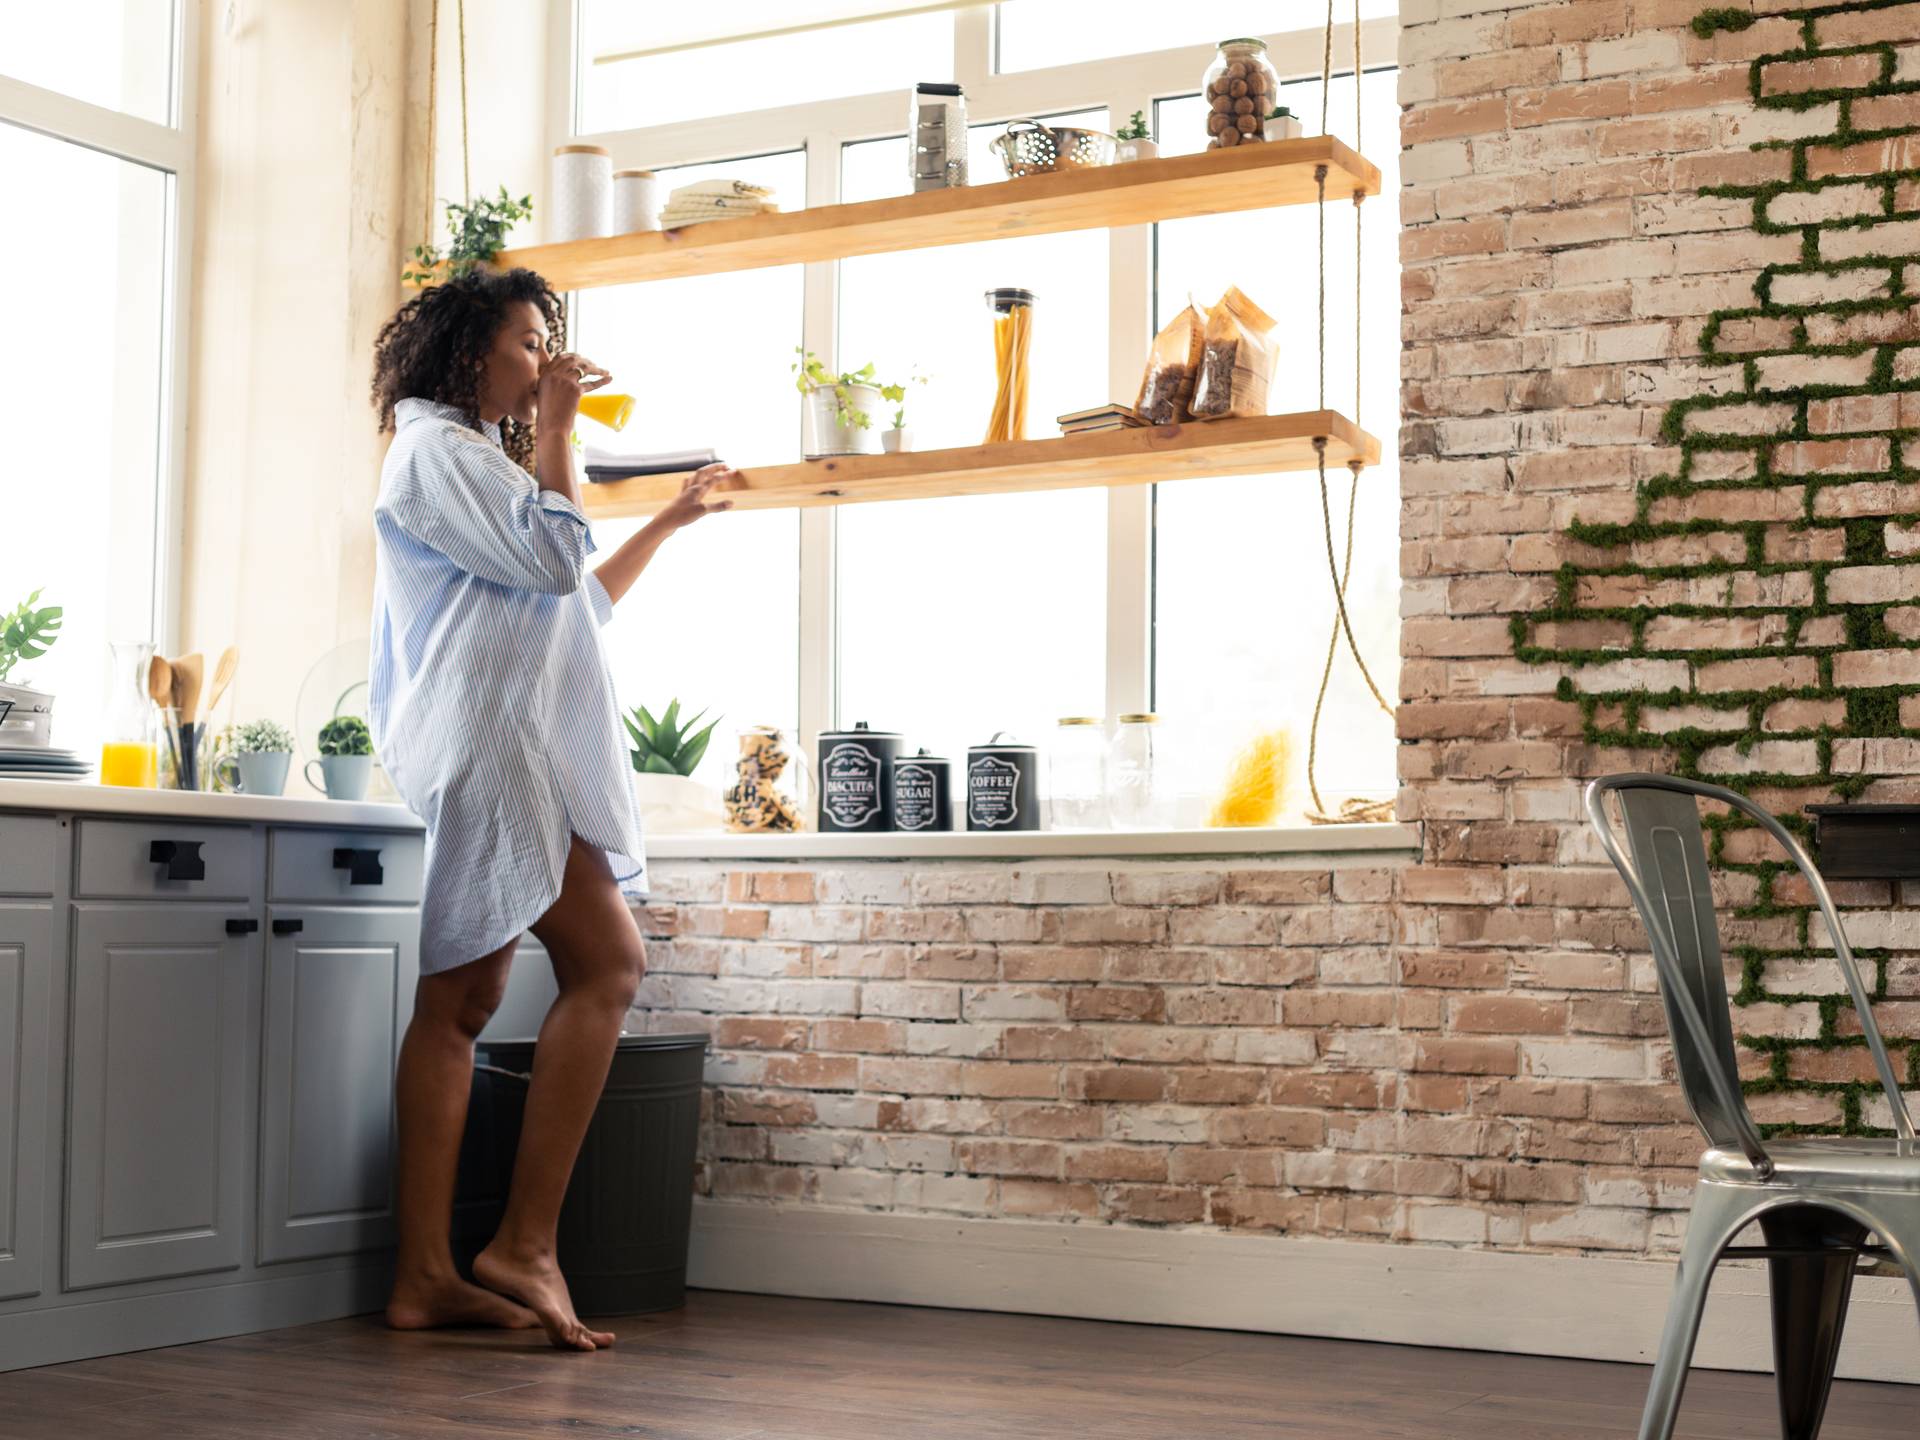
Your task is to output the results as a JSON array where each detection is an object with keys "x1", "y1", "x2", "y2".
[
  {"x1": 473, "y1": 836, "x2": 643, "y2": 1351},
  {"x1": 387, "y1": 939, "x2": 538, "y2": 1331}
]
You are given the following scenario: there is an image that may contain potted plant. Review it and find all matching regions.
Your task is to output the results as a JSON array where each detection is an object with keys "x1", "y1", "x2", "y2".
[
  {"x1": 879, "y1": 370, "x2": 927, "y2": 454},
  {"x1": 402, "y1": 186, "x2": 535, "y2": 285},
  {"x1": 1264, "y1": 105, "x2": 1302, "y2": 143},
  {"x1": 625, "y1": 700, "x2": 726, "y2": 832},
  {"x1": 220, "y1": 719, "x2": 295, "y2": 797},
  {"x1": 0, "y1": 589, "x2": 62, "y2": 747},
  {"x1": 793, "y1": 348, "x2": 886, "y2": 458},
  {"x1": 1115, "y1": 111, "x2": 1157, "y2": 163},
  {"x1": 307, "y1": 715, "x2": 375, "y2": 801}
]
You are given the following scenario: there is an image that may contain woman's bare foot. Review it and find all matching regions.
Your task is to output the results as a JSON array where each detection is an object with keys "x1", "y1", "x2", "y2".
[
  {"x1": 386, "y1": 1270, "x2": 541, "y2": 1331},
  {"x1": 473, "y1": 1241, "x2": 614, "y2": 1351}
]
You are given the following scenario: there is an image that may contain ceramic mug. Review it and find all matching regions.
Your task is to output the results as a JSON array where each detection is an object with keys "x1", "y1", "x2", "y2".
[
  {"x1": 225, "y1": 751, "x2": 291, "y2": 796},
  {"x1": 306, "y1": 753, "x2": 372, "y2": 802}
]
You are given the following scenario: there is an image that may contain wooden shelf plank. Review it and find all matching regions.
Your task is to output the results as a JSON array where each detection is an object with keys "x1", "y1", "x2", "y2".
[
  {"x1": 577, "y1": 410, "x2": 1380, "y2": 519},
  {"x1": 489, "y1": 137, "x2": 1380, "y2": 291}
]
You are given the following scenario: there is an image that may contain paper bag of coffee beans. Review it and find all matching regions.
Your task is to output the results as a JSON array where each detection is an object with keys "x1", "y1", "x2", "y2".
[
  {"x1": 1189, "y1": 285, "x2": 1278, "y2": 420},
  {"x1": 1135, "y1": 302, "x2": 1207, "y2": 426}
]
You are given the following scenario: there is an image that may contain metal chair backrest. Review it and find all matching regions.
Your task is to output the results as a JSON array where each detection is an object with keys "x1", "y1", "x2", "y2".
[{"x1": 1585, "y1": 774, "x2": 1915, "y2": 1178}]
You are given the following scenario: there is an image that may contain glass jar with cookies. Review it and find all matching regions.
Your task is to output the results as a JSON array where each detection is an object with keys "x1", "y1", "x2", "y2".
[{"x1": 1202, "y1": 38, "x2": 1280, "y2": 151}]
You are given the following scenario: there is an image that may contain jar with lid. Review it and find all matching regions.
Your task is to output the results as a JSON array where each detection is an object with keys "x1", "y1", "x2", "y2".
[
  {"x1": 1202, "y1": 38, "x2": 1279, "y2": 150},
  {"x1": 1048, "y1": 717, "x2": 1108, "y2": 830},
  {"x1": 984, "y1": 288, "x2": 1035, "y2": 443},
  {"x1": 910, "y1": 82, "x2": 968, "y2": 191},
  {"x1": 1107, "y1": 713, "x2": 1162, "y2": 828}
]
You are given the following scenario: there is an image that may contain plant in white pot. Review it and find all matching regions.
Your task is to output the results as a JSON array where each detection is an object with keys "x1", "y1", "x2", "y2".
[
  {"x1": 0, "y1": 589, "x2": 62, "y2": 747},
  {"x1": 1115, "y1": 110, "x2": 1157, "y2": 163},
  {"x1": 793, "y1": 348, "x2": 885, "y2": 458},
  {"x1": 880, "y1": 370, "x2": 927, "y2": 453},
  {"x1": 307, "y1": 715, "x2": 375, "y2": 801},
  {"x1": 222, "y1": 718, "x2": 296, "y2": 796},
  {"x1": 625, "y1": 700, "x2": 727, "y2": 833},
  {"x1": 1263, "y1": 105, "x2": 1302, "y2": 142}
]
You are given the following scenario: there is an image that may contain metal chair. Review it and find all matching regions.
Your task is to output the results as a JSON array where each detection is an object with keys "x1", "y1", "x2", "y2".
[{"x1": 1585, "y1": 773, "x2": 1920, "y2": 1440}]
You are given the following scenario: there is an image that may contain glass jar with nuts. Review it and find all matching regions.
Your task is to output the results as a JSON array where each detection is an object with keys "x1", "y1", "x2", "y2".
[{"x1": 1202, "y1": 38, "x2": 1280, "y2": 151}]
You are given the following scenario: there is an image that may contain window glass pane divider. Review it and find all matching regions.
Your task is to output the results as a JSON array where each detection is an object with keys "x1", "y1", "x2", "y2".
[
  {"x1": 158, "y1": 0, "x2": 201, "y2": 655},
  {"x1": 954, "y1": 3, "x2": 992, "y2": 93},
  {"x1": 1103, "y1": 85, "x2": 1154, "y2": 725},
  {"x1": 799, "y1": 130, "x2": 845, "y2": 754},
  {"x1": 0, "y1": 72, "x2": 191, "y2": 173}
]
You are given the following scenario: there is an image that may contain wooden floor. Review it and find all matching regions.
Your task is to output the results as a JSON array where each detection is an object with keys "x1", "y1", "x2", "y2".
[{"x1": 0, "y1": 1291, "x2": 1913, "y2": 1438}]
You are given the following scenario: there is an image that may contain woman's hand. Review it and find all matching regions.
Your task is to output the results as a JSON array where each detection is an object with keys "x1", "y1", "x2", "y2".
[
  {"x1": 535, "y1": 350, "x2": 610, "y2": 433},
  {"x1": 653, "y1": 464, "x2": 738, "y2": 532}
]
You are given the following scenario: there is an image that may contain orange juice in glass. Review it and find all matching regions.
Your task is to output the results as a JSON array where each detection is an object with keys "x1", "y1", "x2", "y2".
[
  {"x1": 100, "y1": 741, "x2": 159, "y2": 787},
  {"x1": 102, "y1": 639, "x2": 160, "y2": 788},
  {"x1": 576, "y1": 392, "x2": 634, "y2": 431}
]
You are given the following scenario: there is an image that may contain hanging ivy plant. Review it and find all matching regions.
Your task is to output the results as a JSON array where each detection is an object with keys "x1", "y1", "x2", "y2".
[{"x1": 402, "y1": 187, "x2": 534, "y2": 285}]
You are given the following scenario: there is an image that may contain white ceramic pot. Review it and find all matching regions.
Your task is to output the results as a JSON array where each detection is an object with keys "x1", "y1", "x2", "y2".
[
  {"x1": 1263, "y1": 115, "x2": 1303, "y2": 143},
  {"x1": 1115, "y1": 138, "x2": 1159, "y2": 163},
  {"x1": 806, "y1": 383, "x2": 884, "y2": 458},
  {"x1": 631, "y1": 772, "x2": 726, "y2": 833},
  {"x1": 882, "y1": 428, "x2": 913, "y2": 453}
]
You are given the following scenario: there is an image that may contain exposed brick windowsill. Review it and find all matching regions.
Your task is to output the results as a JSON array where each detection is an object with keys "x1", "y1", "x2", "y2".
[{"x1": 645, "y1": 822, "x2": 1422, "y2": 863}]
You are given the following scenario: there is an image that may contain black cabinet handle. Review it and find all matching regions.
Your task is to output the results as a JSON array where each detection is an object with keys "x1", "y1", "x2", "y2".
[
  {"x1": 149, "y1": 839, "x2": 206, "y2": 882},
  {"x1": 272, "y1": 918, "x2": 304, "y2": 936},
  {"x1": 332, "y1": 847, "x2": 385, "y2": 886},
  {"x1": 226, "y1": 918, "x2": 259, "y2": 936}
]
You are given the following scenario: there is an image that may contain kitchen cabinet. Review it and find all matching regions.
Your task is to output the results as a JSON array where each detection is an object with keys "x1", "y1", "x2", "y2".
[{"x1": 0, "y1": 904, "x2": 52, "y2": 1302}]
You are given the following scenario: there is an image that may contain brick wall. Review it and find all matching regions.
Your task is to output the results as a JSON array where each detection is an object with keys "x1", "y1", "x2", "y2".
[{"x1": 630, "y1": 0, "x2": 1920, "y2": 1263}]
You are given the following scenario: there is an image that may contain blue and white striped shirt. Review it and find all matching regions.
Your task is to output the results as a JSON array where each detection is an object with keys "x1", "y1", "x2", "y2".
[{"x1": 370, "y1": 398, "x2": 646, "y2": 974}]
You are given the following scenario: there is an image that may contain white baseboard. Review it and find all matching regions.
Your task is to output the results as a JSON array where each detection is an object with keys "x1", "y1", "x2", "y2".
[{"x1": 689, "y1": 1200, "x2": 1920, "y2": 1384}]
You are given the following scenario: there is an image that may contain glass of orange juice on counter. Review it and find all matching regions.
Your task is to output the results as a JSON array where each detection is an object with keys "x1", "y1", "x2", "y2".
[
  {"x1": 576, "y1": 392, "x2": 634, "y2": 431},
  {"x1": 102, "y1": 639, "x2": 160, "y2": 787}
]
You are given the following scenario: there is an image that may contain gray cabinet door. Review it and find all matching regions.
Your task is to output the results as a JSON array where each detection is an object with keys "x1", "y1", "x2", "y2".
[
  {"x1": 67, "y1": 905, "x2": 254, "y2": 1290},
  {"x1": 257, "y1": 907, "x2": 417, "y2": 1264},
  {"x1": 0, "y1": 905, "x2": 52, "y2": 1301}
]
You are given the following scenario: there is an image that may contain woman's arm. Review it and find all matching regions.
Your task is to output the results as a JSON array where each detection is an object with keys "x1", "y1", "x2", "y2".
[
  {"x1": 592, "y1": 464, "x2": 737, "y2": 607},
  {"x1": 533, "y1": 350, "x2": 607, "y2": 502}
]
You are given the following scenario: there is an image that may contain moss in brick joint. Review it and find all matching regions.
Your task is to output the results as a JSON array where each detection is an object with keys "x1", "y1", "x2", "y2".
[
  {"x1": 1515, "y1": 5, "x2": 1920, "y2": 1136},
  {"x1": 1692, "y1": 7, "x2": 1755, "y2": 38}
]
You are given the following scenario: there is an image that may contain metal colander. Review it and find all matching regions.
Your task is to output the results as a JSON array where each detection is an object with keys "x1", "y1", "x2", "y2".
[{"x1": 990, "y1": 118, "x2": 1117, "y2": 179}]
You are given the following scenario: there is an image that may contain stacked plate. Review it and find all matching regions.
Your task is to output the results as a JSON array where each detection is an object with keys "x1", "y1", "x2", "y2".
[{"x1": 0, "y1": 744, "x2": 92, "y2": 782}]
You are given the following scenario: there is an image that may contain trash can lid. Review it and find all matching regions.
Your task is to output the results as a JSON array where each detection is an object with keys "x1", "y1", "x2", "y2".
[{"x1": 481, "y1": 1032, "x2": 709, "y2": 1059}]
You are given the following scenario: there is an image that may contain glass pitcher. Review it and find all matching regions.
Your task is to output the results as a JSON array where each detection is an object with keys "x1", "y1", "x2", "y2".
[{"x1": 101, "y1": 640, "x2": 159, "y2": 788}]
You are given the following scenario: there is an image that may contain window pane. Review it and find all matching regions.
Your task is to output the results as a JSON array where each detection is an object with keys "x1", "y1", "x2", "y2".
[
  {"x1": 0, "y1": 123, "x2": 168, "y2": 752},
  {"x1": 836, "y1": 115, "x2": 1108, "y2": 768},
  {"x1": 570, "y1": 152, "x2": 806, "y2": 787},
  {"x1": 996, "y1": 1, "x2": 1399, "y2": 73},
  {"x1": 580, "y1": 6, "x2": 952, "y2": 133},
  {"x1": 1151, "y1": 73, "x2": 1401, "y2": 814},
  {"x1": 1, "y1": 2, "x2": 175, "y2": 124}
]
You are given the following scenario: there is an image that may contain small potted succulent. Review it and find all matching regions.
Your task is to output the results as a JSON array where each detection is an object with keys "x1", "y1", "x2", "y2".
[
  {"x1": 880, "y1": 370, "x2": 927, "y2": 454},
  {"x1": 1115, "y1": 110, "x2": 1157, "y2": 163},
  {"x1": 625, "y1": 700, "x2": 726, "y2": 832},
  {"x1": 222, "y1": 719, "x2": 296, "y2": 796},
  {"x1": 0, "y1": 589, "x2": 62, "y2": 748},
  {"x1": 793, "y1": 348, "x2": 886, "y2": 458},
  {"x1": 308, "y1": 715, "x2": 375, "y2": 801},
  {"x1": 1264, "y1": 105, "x2": 1302, "y2": 143}
]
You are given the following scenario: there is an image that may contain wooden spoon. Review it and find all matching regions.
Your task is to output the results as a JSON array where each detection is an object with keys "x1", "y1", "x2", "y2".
[
  {"x1": 203, "y1": 647, "x2": 239, "y2": 719},
  {"x1": 146, "y1": 654, "x2": 173, "y2": 708},
  {"x1": 171, "y1": 652, "x2": 205, "y2": 725}
]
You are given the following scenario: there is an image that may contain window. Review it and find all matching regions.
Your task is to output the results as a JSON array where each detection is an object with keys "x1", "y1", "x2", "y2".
[
  {"x1": 1151, "y1": 71, "x2": 1402, "y2": 811},
  {"x1": 836, "y1": 114, "x2": 1109, "y2": 766},
  {"x1": 571, "y1": 151, "x2": 807, "y2": 787},
  {"x1": 1, "y1": 3, "x2": 188, "y2": 756},
  {"x1": 557, "y1": 6, "x2": 1402, "y2": 829}
]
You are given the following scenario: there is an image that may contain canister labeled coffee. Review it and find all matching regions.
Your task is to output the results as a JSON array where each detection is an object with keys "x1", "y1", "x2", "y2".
[
  {"x1": 817, "y1": 723, "x2": 901, "y2": 832},
  {"x1": 966, "y1": 732, "x2": 1040, "y2": 831},
  {"x1": 892, "y1": 749, "x2": 952, "y2": 832}
]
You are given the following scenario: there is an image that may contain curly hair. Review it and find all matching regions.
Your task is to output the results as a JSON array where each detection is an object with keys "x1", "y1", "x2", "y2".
[{"x1": 370, "y1": 266, "x2": 566, "y2": 471}]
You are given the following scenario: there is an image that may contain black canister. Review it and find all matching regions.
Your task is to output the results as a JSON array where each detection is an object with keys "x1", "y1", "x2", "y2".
[
  {"x1": 892, "y1": 749, "x2": 953, "y2": 832},
  {"x1": 966, "y1": 732, "x2": 1041, "y2": 831},
  {"x1": 817, "y1": 722, "x2": 901, "y2": 832}
]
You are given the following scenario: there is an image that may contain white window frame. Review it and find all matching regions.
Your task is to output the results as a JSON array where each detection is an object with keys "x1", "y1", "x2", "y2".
[
  {"x1": 0, "y1": 1, "x2": 200, "y2": 653},
  {"x1": 552, "y1": 3, "x2": 1395, "y2": 766}
]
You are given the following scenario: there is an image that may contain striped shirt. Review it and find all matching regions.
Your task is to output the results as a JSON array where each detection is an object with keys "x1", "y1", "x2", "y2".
[{"x1": 370, "y1": 398, "x2": 645, "y2": 974}]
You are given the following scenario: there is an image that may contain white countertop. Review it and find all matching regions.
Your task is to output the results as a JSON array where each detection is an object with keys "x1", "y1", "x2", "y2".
[{"x1": 0, "y1": 777, "x2": 425, "y2": 830}]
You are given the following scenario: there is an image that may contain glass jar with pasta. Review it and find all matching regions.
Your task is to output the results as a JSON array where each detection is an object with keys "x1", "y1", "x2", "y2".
[{"x1": 984, "y1": 287, "x2": 1035, "y2": 443}]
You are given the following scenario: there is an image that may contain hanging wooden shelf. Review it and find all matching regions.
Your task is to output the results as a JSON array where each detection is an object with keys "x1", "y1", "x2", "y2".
[
  {"x1": 470, "y1": 136, "x2": 1379, "y2": 291},
  {"x1": 576, "y1": 410, "x2": 1380, "y2": 519}
]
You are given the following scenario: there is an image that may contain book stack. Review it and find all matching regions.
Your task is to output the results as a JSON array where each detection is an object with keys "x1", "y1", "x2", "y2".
[
  {"x1": 1058, "y1": 403, "x2": 1147, "y2": 436},
  {"x1": 658, "y1": 179, "x2": 779, "y2": 228}
]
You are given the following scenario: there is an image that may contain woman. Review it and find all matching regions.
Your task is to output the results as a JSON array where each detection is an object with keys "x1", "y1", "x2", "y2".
[{"x1": 367, "y1": 266, "x2": 733, "y2": 1351}]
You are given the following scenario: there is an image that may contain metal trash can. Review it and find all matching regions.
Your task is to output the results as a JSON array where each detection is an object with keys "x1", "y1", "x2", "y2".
[{"x1": 461, "y1": 1033, "x2": 707, "y2": 1316}]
